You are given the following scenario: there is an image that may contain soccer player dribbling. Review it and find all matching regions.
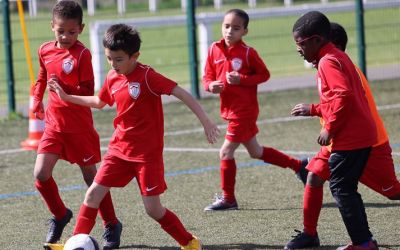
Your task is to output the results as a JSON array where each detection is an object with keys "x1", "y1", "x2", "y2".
[{"x1": 49, "y1": 23, "x2": 220, "y2": 250}]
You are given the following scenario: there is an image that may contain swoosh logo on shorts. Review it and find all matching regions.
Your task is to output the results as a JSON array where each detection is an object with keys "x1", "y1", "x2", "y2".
[
  {"x1": 83, "y1": 155, "x2": 94, "y2": 162},
  {"x1": 146, "y1": 186, "x2": 158, "y2": 192},
  {"x1": 382, "y1": 185, "x2": 394, "y2": 192}
]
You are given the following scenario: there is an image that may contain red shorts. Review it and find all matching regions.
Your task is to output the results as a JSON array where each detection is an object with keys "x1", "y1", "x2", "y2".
[
  {"x1": 95, "y1": 153, "x2": 167, "y2": 196},
  {"x1": 37, "y1": 128, "x2": 101, "y2": 166},
  {"x1": 225, "y1": 119, "x2": 259, "y2": 143},
  {"x1": 307, "y1": 142, "x2": 400, "y2": 198}
]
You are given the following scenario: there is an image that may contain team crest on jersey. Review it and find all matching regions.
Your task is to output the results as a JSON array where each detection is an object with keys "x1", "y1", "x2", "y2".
[
  {"x1": 231, "y1": 58, "x2": 242, "y2": 71},
  {"x1": 128, "y1": 82, "x2": 140, "y2": 99},
  {"x1": 62, "y1": 59, "x2": 74, "y2": 74}
]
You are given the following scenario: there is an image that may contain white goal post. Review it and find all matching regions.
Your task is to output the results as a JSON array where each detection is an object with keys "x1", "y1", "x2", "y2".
[{"x1": 89, "y1": 0, "x2": 399, "y2": 90}]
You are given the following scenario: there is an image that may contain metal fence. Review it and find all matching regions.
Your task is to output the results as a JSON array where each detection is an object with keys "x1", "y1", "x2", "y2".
[{"x1": 1, "y1": 0, "x2": 399, "y2": 117}]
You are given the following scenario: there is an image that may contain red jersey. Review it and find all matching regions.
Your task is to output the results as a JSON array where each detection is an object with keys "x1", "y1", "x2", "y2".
[
  {"x1": 310, "y1": 43, "x2": 376, "y2": 150},
  {"x1": 34, "y1": 40, "x2": 95, "y2": 133},
  {"x1": 99, "y1": 63, "x2": 177, "y2": 162},
  {"x1": 202, "y1": 39, "x2": 270, "y2": 120}
]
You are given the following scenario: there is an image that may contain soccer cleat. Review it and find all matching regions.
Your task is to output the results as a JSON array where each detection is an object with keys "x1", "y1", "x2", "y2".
[
  {"x1": 181, "y1": 236, "x2": 202, "y2": 250},
  {"x1": 336, "y1": 240, "x2": 379, "y2": 250},
  {"x1": 296, "y1": 158, "x2": 309, "y2": 185},
  {"x1": 102, "y1": 220, "x2": 123, "y2": 249},
  {"x1": 284, "y1": 229, "x2": 320, "y2": 249},
  {"x1": 46, "y1": 208, "x2": 73, "y2": 243},
  {"x1": 204, "y1": 194, "x2": 238, "y2": 211},
  {"x1": 43, "y1": 243, "x2": 64, "y2": 250}
]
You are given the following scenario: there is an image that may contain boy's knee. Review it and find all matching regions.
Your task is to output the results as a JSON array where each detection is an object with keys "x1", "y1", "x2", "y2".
[
  {"x1": 144, "y1": 206, "x2": 164, "y2": 220},
  {"x1": 33, "y1": 169, "x2": 51, "y2": 182},
  {"x1": 220, "y1": 150, "x2": 234, "y2": 160}
]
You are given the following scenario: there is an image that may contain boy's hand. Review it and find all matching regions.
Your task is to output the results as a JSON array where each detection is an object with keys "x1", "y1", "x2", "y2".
[
  {"x1": 318, "y1": 128, "x2": 331, "y2": 146},
  {"x1": 291, "y1": 103, "x2": 311, "y2": 116},
  {"x1": 226, "y1": 71, "x2": 240, "y2": 85},
  {"x1": 48, "y1": 80, "x2": 68, "y2": 100},
  {"x1": 209, "y1": 81, "x2": 224, "y2": 94},
  {"x1": 203, "y1": 120, "x2": 220, "y2": 144},
  {"x1": 32, "y1": 99, "x2": 45, "y2": 120}
]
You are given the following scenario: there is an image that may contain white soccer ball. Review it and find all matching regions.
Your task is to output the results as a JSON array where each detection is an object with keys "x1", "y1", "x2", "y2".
[{"x1": 64, "y1": 234, "x2": 100, "y2": 250}]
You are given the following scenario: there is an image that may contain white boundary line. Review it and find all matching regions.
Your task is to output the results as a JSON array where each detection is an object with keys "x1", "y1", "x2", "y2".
[{"x1": 1, "y1": 103, "x2": 400, "y2": 156}]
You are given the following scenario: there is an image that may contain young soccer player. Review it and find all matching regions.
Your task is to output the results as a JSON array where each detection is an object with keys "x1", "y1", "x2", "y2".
[
  {"x1": 290, "y1": 11, "x2": 379, "y2": 250},
  {"x1": 32, "y1": 1, "x2": 122, "y2": 249},
  {"x1": 202, "y1": 8, "x2": 308, "y2": 211},
  {"x1": 49, "y1": 23, "x2": 220, "y2": 250},
  {"x1": 285, "y1": 22, "x2": 399, "y2": 250}
]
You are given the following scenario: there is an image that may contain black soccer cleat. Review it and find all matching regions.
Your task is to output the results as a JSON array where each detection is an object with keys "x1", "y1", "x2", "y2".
[
  {"x1": 284, "y1": 229, "x2": 320, "y2": 249},
  {"x1": 102, "y1": 220, "x2": 123, "y2": 249},
  {"x1": 296, "y1": 158, "x2": 310, "y2": 185},
  {"x1": 46, "y1": 208, "x2": 73, "y2": 243}
]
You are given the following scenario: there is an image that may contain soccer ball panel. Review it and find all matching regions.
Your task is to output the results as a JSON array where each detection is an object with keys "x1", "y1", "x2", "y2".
[{"x1": 64, "y1": 234, "x2": 100, "y2": 250}]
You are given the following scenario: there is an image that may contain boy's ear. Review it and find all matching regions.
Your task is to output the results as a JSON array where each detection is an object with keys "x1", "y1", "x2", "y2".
[
  {"x1": 132, "y1": 51, "x2": 140, "y2": 59},
  {"x1": 79, "y1": 23, "x2": 85, "y2": 34}
]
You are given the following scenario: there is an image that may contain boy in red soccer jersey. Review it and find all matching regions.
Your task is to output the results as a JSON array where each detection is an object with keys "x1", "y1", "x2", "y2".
[
  {"x1": 285, "y1": 22, "x2": 399, "y2": 250},
  {"x1": 202, "y1": 8, "x2": 308, "y2": 211},
  {"x1": 49, "y1": 23, "x2": 220, "y2": 250},
  {"x1": 32, "y1": 1, "x2": 121, "y2": 249},
  {"x1": 290, "y1": 11, "x2": 379, "y2": 250}
]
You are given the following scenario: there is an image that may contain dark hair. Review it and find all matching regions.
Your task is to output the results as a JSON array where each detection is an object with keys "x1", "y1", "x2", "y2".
[
  {"x1": 225, "y1": 9, "x2": 249, "y2": 29},
  {"x1": 292, "y1": 11, "x2": 331, "y2": 39},
  {"x1": 52, "y1": 0, "x2": 83, "y2": 25},
  {"x1": 330, "y1": 22, "x2": 348, "y2": 51},
  {"x1": 103, "y1": 24, "x2": 141, "y2": 56}
]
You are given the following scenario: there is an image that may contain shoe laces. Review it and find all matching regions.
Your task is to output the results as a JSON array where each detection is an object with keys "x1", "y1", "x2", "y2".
[
  {"x1": 212, "y1": 194, "x2": 224, "y2": 204},
  {"x1": 102, "y1": 224, "x2": 114, "y2": 241},
  {"x1": 46, "y1": 218, "x2": 58, "y2": 233},
  {"x1": 290, "y1": 229, "x2": 303, "y2": 240}
]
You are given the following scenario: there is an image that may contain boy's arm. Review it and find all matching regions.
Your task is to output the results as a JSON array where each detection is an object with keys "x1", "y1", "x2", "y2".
[
  {"x1": 49, "y1": 81, "x2": 106, "y2": 109},
  {"x1": 235, "y1": 49, "x2": 270, "y2": 86},
  {"x1": 32, "y1": 53, "x2": 47, "y2": 118},
  {"x1": 171, "y1": 86, "x2": 220, "y2": 144},
  {"x1": 320, "y1": 58, "x2": 351, "y2": 135}
]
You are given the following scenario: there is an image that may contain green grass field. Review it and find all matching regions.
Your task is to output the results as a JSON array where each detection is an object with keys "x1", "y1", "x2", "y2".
[{"x1": 1, "y1": 78, "x2": 399, "y2": 249}]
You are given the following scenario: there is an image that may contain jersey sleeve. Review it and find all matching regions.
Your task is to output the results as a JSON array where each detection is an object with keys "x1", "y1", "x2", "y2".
[
  {"x1": 202, "y1": 45, "x2": 217, "y2": 91},
  {"x1": 319, "y1": 57, "x2": 352, "y2": 135},
  {"x1": 239, "y1": 48, "x2": 270, "y2": 86},
  {"x1": 310, "y1": 103, "x2": 322, "y2": 116},
  {"x1": 33, "y1": 48, "x2": 47, "y2": 111},
  {"x1": 98, "y1": 77, "x2": 115, "y2": 106},
  {"x1": 146, "y1": 68, "x2": 177, "y2": 95}
]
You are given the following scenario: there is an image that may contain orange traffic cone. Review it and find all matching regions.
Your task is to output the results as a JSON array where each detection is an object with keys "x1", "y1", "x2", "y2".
[{"x1": 21, "y1": 88, "x2": 45, "y2": 150}]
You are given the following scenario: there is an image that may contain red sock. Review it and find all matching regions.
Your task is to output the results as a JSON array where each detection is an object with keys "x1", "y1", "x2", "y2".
[
  {"x1": 73, "y1": 204, "x2": 98, "y2": 235},
  {"x1": 303, "y1": 184, "x2": 323, "y2": 236},
  {"x1": 157, "y1": 209, "x2": 193, "y2": 246},
  {"x1": 35, "y1": 177, "x2": 67, "y2": 220},
  {"x1": 98, "y1": 192, "x2": 118, "y2": 226},
  {"x1": 221, "y1": 159, "x2": 236, "y2": 202},
  {"x1": 261, "y1": 147, "x2": 301, "y2": 172}
]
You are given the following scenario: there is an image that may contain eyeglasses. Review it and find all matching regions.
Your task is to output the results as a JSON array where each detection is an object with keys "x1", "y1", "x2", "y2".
[{"x1": 295, "y1": 35, "x2": 322, "y2": 46}]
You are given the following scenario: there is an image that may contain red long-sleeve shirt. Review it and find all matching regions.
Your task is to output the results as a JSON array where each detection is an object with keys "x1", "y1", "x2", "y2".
[
  {"x1": 310, "y1": 43, "x2": 376, "y2": 150},
  {"x1": 202, "y1": 39, "x2": 270, "y2": 120}
]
